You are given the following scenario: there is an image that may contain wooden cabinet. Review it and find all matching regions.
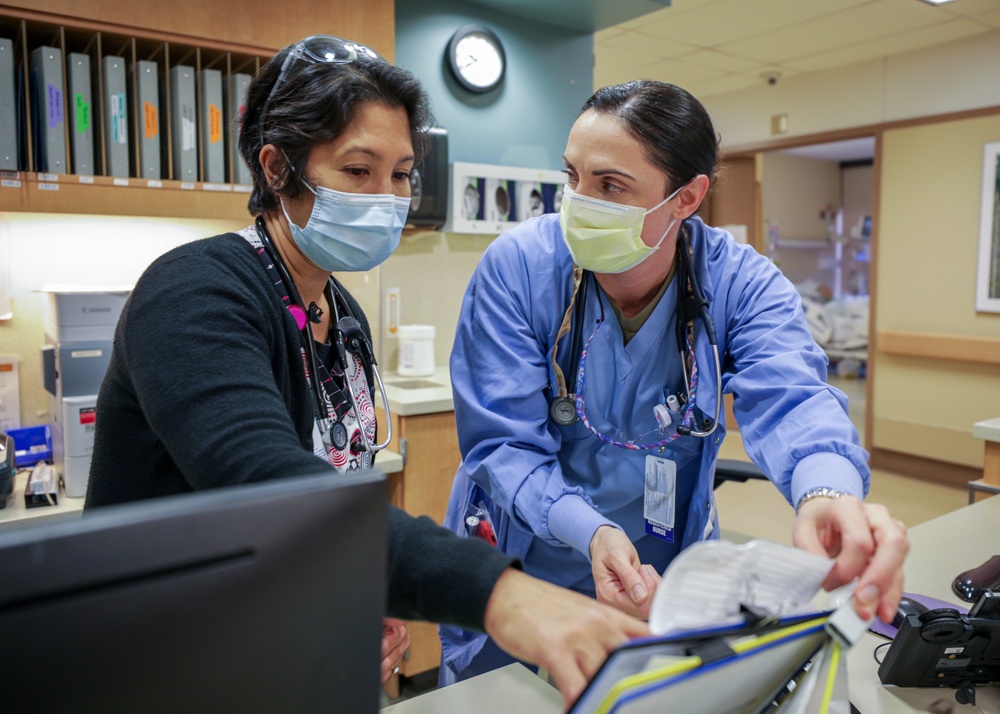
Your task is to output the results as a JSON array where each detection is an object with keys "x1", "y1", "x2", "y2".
[
  {"x1": 377, "y1": 406, "x2": 463, "y2": 679},
  {"x1": 1, "y1": 2, "x2": 393, "y2": 220}
]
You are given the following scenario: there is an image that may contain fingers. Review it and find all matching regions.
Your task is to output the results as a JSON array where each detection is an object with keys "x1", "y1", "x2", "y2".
[
  {"x1": 794, "y1": 496, "x2": 874, "y2": 590},
  {"x1": 545, "y1": 659, "x2": 589, "y2": 709},
  {"x1": 379, "y1": 621, "x2": 410, "y2": 684},
  {"x1": 483, "y1": 568, "x2": 651, "y2": 708},
  {"x1": 591, "y1": 528, "x2": 651, "y2": 615},
  {"x1": 793, "y1": 496, "x2": 910, "y2": 623},
  {"x1": 381, "y1": 622, "x2": 408, "y2": 658},
  {"x1": 854, "y1": 505, "x2": 909, "y2": 622}
]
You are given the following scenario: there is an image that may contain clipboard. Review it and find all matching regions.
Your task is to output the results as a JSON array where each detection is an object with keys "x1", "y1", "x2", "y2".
[{"x1": 570, "y1": 611, "x2": 843, "y2": 714}]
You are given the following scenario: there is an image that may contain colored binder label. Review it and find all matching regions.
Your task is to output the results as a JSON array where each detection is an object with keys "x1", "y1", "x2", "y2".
[
  {"x1": 75, "y1": 94, "x2": 90, "y2": 133},
  {"x1": 111, "y1": 92, "x2": 127, "y2": 144},
  {"x1": 144, "y1": 101, "x2": 158, "y2": 139},
  {"x1": 182, "y1": 106, "x2": 196, "y2": 151},
  {"x1": 48, "y1": 84, "x2": 62, "y2": 128},
  {"x1": 209, "y1": 103, "x2": 222, "y2": 144}
]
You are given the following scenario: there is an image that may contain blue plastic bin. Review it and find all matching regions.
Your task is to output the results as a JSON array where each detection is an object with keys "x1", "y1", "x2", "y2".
[{"x1": 5, "y1": 425, "x2": 53, "y2": 468}]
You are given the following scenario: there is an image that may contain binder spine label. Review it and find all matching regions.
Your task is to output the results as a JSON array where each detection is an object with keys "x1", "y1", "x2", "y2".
[
  {"x1": 111, "y1": 93, "x2": 127, "y2": 144},
  {"x1": 48, "y1": 84, "x2": 63, "y2": 127},
  {"x1": 75, "y1": 94, "x2": 90, "y2": 133},
  {"x1": 209, "y1": 104, "x2": 222, "y2": 144},
  {"x1": 144, "y1": 101, "x2": 158, "y2": 138},
  {"x1": 182, "y1": 107, "x2": 196, "y2": 151}
]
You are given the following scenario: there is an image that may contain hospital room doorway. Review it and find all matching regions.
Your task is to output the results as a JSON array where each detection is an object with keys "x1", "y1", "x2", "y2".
[{"x1": 706, "y1": 135, "x2": 877, "y2": 447}]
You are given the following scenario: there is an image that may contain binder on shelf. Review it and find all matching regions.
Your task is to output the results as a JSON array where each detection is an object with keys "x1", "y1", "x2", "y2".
[
  {"x1": 169, "y1": 65, "x2": 197, "y2": 182},
  {"x1": 0, "y1": 37, "x2": 18, "y2": 171},
  {"x1": 66, "y1": 52, "x2": 94, "y2": 176},
  {"x1": 29, "y1": 46, "x2": 67, "y2": 174},
  {"x1": 132, "y1": 60, "x2": 160, "y2": 179},
  {"x1": 226, "y1": 72, "x2": 251, "y2": 185},
  {"x1": 199, "y1": 68, "x2": 224, "y2": 183},
  {"x1": 101, "y1": 55, "x2": 129, "y2": 178}
]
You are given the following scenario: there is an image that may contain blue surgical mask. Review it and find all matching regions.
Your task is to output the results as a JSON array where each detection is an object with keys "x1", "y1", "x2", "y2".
[{"x1": 281, "y1": 181, "x2": 410, "y2": 272}]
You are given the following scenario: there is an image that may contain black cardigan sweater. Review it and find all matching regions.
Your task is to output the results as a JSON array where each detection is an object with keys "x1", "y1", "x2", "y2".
[{"x1": 86, "y1": 232, "x2": 514, "y2": 629}]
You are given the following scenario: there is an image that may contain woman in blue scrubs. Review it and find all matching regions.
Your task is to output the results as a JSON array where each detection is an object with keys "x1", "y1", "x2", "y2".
[{"x1": 440, "y1": 80, "x2": 909, "y2": 684}]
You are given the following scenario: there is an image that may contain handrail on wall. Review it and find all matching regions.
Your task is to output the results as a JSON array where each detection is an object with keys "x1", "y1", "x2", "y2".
[{"x1": 877, "y1": 330, "x2": 1000, "y2": 367}]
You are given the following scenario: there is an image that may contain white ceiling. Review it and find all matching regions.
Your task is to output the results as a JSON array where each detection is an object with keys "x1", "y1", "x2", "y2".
[{"x1": 595, "y1": 0, "x2": 1000, "y2": 101}]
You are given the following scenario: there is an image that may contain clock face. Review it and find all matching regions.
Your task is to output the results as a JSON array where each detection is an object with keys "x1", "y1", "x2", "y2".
[{"x1": 448, "y1": 25, "x2": 505, "y2": 94}]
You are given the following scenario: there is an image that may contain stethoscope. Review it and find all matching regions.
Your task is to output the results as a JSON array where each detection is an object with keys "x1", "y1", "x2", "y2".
[
  {"x1": 254, "y1": 217, "x2": 392, "y2": 455},
  {"x1": 549, "y1": 225, "x2": 722, "y2": 443}
]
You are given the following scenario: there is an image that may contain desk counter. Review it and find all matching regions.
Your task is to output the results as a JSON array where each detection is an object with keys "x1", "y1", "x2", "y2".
[
  {"x1": 389, "y1": 496, "x2": 1000, "y2": 713},
  {"x1": 0, "y1": 449, "x2": 403, "y2": 528},
  {"x1": 380, "y1": 368, "x2": 454, "y2": 417},
  {"x1": 970, "y1": 417, "x2": 1000, "y2": 502},
  {"x1": 848, "y1": 494, "x2": 1000, "y2": 713}
]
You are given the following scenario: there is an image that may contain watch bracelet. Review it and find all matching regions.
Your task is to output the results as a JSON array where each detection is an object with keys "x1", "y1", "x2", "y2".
[{"x1": 795, "y1": 486, "x2": 847, "y2": 514}]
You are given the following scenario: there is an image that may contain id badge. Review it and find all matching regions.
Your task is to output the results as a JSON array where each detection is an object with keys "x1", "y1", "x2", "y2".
[{"x1": 644, "y1": 454, "x2": 676, "y2": 542}]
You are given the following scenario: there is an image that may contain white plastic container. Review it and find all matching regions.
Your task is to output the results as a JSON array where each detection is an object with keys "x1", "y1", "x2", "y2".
[{"x1": 397, "y1": 325, "x2": 436, "y2": 377}]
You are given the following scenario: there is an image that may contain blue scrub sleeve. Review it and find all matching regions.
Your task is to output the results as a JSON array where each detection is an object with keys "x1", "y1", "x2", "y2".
[
  {"x1": 716, "y1": 242, "x2": 870, "y2": 503},
  {"x1": 450, "y1": 232, "x2": 616, "y2": 552}
]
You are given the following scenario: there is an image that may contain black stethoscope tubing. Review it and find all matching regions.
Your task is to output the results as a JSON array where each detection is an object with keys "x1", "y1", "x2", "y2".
[
  {"x1": 253, "y1": 217, "x2": 392, "y2": 454},
  {"x1": 555, "y1": 226, "x2": 722, "y2": 439}
]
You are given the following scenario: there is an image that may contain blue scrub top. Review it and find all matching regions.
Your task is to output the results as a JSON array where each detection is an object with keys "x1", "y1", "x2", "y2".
[{"x1": 440, "y1": 213, "x2": 870, "y2": 676}]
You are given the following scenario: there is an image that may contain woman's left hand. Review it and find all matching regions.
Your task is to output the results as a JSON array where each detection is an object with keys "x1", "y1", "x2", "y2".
[
  {"x1": 590, "y1": 525, "x2": 662, "y2": 619},
  {"x1": 380, "y1": 617, "x2": 410, "y2": 684},
  {"x1": 793, "y1": 495, "x2": 909, "y2": 623}
]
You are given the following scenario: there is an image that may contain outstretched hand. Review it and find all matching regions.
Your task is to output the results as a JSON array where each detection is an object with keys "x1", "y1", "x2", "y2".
[
  {"x1": 590, "y1": 525, "x2": 662, "y2": 619},
  {"x1": 483, "y1": 567, "x2": 650, "y2": 708},
  {"x1": 793, "y1": 495, "x2": 909, "y2": 623}
]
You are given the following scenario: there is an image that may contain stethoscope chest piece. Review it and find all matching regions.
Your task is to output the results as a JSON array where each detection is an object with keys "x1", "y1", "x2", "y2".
[
  {"x1": 329, "y1": 420, "x2": 349, "y2": 451},
  {"x1": 550, "y1": 397, "x2": 579, "y2": 426}
]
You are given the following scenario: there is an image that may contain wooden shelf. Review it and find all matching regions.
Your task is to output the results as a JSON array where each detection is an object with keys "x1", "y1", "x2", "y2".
[{"x1": 0, "y1": 170, "x2": 252, "y2": 219}]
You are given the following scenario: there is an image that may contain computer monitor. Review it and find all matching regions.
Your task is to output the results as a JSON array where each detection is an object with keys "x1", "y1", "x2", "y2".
[{"x1": 0, "y1": 470, "x2": 387, "y2": 713}]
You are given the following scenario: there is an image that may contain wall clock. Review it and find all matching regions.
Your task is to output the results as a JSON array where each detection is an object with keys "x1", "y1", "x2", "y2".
[{"x1": 446, "y1": 24, "x2": 506, "y2": 94}]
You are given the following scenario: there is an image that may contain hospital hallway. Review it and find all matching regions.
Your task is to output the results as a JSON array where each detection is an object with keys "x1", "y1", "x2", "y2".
[{"x1": 715, "y1": 374, "x2": 969, "y2": 545}]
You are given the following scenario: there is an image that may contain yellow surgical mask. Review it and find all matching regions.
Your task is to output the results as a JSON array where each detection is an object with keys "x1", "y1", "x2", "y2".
[{"x1": 558, "y1": 184, "x2": 682, "y2": 274}]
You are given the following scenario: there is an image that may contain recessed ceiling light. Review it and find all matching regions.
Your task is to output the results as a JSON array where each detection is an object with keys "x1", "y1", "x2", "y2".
[{"x1": 917, "y1": 0, "x2": 960, "y2": 5}]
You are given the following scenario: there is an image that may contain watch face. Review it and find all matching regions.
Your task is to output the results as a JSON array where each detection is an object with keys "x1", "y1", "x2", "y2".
[{"x1": 448, "y1": 26, "x2": 505, "y2": 93}]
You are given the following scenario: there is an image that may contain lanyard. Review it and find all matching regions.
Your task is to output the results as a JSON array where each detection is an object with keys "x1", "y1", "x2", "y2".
[{"x1": 247, "y1": 226, "x2": 354, "y2": 431}]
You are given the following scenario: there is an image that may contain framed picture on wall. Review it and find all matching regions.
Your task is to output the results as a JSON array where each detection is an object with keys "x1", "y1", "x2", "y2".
[{"x1": 976, "y1": 141, "x2": 1000, "y2": 313}]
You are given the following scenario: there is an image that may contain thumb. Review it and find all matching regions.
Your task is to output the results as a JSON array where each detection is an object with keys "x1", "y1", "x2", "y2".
[{"x1": 611, "y1": 557, "x2": 649, "y2": 605}]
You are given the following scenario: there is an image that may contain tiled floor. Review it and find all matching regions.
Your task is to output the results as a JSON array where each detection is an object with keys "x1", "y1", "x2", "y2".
[{"x1": 715, "y1": 375, "x2": 969, "y2": 545}]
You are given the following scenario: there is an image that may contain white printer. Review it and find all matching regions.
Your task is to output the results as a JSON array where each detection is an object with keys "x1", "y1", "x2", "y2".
[{"x1": 40, "y1": 285, "x2": 130, "y2": 497}]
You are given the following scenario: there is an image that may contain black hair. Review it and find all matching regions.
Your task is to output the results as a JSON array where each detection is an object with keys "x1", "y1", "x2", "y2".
[
  {"x1": 238, "y1": 41, "x2": 432, "y2": 215},
  {"x1": 581, "y1": 80, "x2": 721, "y2": 196}
]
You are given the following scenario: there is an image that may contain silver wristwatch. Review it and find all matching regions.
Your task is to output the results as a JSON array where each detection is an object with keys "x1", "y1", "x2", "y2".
[{"x1": 795, "y1": 487, "x2": 847, "y2": 514}]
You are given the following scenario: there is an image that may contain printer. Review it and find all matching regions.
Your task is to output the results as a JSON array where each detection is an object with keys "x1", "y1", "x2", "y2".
[{"x1": 40, "y1": 286, "x2": 129, "y2": 498}]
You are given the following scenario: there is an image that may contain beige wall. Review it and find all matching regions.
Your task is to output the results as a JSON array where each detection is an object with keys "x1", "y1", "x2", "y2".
[
  {"x1": 376, "y1": 230, "x2": 496, "y2": 373},
  {"x1": 0, "y1": 214, "x2": 246, "y2": 427},
  {"x1": 762, "y1": 153, "x2": 840, "y2": 242},
  {"x1": 873, "y1": 114, "x2": 1000, "y2": 468},
  {"x1": 706, "y1": 30, "x2": 1000, "y2": 152}
]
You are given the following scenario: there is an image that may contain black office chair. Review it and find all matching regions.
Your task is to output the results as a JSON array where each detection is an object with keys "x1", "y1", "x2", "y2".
[{"x1": 712, "y1": 458, "x2": 768, "y2": 491}]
